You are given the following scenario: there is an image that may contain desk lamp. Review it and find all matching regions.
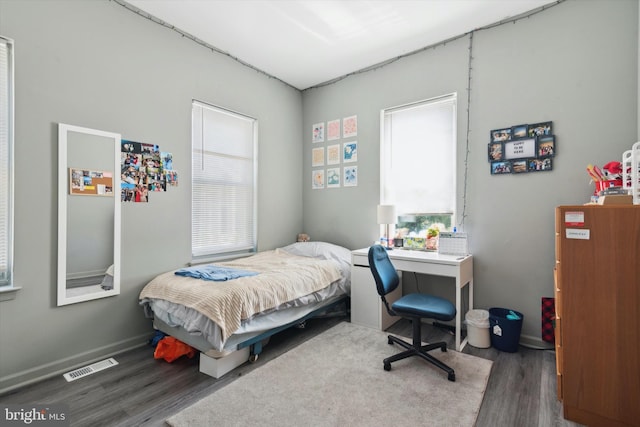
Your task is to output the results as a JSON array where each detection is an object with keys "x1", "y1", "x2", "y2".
[{"x1": 377, "y1": 204, "x2": 397, "y2": 250}]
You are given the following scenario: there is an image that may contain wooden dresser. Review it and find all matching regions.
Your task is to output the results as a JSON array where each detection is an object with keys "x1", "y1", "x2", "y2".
[{"x1": 554, "y1": 205, "x2": 640, "y2": 427}]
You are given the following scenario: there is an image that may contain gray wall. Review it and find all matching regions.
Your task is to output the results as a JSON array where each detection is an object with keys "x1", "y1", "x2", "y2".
[
  {"x1": 302, "y1": 0, "x2": 638, "y2": 344},
  {"x1": 0, "y1": 0, "x2": 637, "y2": 392},
  {"x1": 0, "y1": 0, "x2": 302, "y2": 391}
]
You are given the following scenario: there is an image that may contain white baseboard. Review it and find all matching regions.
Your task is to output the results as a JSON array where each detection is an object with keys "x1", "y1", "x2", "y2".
[
  {"x1": 519, "y1": 333, "x2": 555, "y2": 350},
  {"x1": 0, "y1": 333, "x2": 149, "y2": 394}
]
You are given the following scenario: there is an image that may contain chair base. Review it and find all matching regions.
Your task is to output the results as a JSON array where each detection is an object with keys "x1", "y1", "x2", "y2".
[{"x1": 383, "y1": 319, "x2": 456, "y2": 382}]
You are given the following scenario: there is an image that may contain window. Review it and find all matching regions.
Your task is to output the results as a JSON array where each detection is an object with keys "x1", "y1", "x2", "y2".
[
  {"x1": 0, "y1": 36, "x2": 14, "y2": 294},
  {"x1": 381, "y1": 94, "x2": 456, "y2": 239},
  {"x1": 191, "y1": 100, "x2": 257, "y2": 261}
]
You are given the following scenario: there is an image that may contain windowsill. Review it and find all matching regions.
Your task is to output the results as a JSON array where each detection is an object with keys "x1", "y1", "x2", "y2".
[
  {"x1": 190, "y1": 251, "x2": 255, "y2": 266},
  {"x1": 0, "y1": 286, "x2": 21, "y2": 302}
]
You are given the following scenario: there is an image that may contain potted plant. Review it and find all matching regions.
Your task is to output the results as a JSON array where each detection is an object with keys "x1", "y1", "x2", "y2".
[{"x1": 426, "y1": 225, "x2": 439, "y2": 250}]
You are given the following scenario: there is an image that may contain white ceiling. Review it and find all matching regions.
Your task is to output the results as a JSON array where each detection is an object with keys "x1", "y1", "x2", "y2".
[{"x1": 125, "y1": 0, "x2": 557, "y2": 90}]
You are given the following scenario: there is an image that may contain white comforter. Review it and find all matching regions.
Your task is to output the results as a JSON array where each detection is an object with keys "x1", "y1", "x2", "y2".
[{"x1": 139, "y1": 248, "x2": 342, "y2": 341}]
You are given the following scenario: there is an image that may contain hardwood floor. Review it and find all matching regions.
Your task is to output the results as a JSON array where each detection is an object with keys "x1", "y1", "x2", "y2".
[{"x1": 0, "y1": 315, "x2": 581, "y2": 427}]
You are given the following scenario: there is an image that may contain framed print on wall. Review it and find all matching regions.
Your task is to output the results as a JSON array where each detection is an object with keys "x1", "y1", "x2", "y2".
[
  {"x1": 537, "y1": 135, "x2": 555, "y2": 157},
  {"x1": 528, "y1": 121, "x2": 552, "y2": 137},
  {"x1": 528, "y1": 158, "x2": 552, "y2": 172},
  {"x1": 312, "y1": 147, "x2": 324, "y2": 167},
  {"x1": 327, "y1": 144, "x2": 340, "y2": 165},
  {"x1": 488, "y1": 142, "x2": 503, "y2": 161},
  {"x1": 343, "y1": 141, "x2": 357, "y2": 163},
  {"x1": 512, "y1": 160, "x2": 528, "y2": 173},
  {"x1": 490, "y1": 127, "x2": 511, "y2": 142},
  {"x1": 511, "y1": 124, "x2": 528, "y2": 139},
  {"x1": 327, "y1": 167, "x2": 340, "y2": 188},
  {"x1": 327, "y1": 119, "x2": 340, "y2": 141},
  {"x1": 312, "y1": 122, "x2": 325, "y2": 143},
  {"x1": 312, "y1": 169, "x2": 325, "y2": 189},
  {"x1": 491, "y1": 161, "x2": 512, "y2": 175},
  {"x1": 343, "y1": 166, "x2": 358, "y2": 187},
  {"x1": 343, "y1": 115, "x2": 357, "y2": 138}
]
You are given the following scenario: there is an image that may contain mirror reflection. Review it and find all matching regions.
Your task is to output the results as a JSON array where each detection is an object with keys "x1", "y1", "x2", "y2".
[{"x1": 57, "y1": 124, "x2": 121, "y2": 306}]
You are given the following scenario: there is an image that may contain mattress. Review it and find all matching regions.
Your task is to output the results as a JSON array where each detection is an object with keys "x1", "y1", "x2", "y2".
[{"x1": 140, "y1": 241, "x2": 352, "y2": 353}]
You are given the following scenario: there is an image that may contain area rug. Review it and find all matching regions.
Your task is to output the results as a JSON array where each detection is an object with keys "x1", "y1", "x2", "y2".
[{"x1": 166, "y1": 321, "x2": 493, "y2": 427}]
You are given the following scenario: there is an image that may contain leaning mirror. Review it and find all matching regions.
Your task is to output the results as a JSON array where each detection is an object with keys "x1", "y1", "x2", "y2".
[{"x1": 57, "y1": 123, "x2": 121, "y2": 306}]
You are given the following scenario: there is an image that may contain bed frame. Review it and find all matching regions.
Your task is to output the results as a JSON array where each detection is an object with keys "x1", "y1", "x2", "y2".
[{"x1": 155, "y1": 295, "x2": 350, "y2": 378}]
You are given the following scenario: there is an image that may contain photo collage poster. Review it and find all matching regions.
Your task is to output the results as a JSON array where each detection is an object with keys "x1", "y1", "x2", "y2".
[{"x1": 121, "y1": 140, "x2": 178, "y2": 202}]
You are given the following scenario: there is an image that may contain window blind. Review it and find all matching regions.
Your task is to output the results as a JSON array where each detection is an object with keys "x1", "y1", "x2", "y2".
[
  {"x1": 0, "y1": 37, "x2": 13, "y2": 286},
  {"x1": 381, "y1": 94, "x2": 456, "y2": 215},
  {"x1": 191, "y1": 101, "x2": 257, "y2": 259}
]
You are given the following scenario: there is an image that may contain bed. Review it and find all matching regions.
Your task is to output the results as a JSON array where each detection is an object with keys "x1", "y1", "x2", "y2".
[{"x1": 139, "y1": 241, "x2": 351, "y2": 377}]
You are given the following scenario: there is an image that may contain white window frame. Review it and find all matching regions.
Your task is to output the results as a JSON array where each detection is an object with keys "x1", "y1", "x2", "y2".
[
  {"x1": 0, "y1": 36, "x2": 16, "y2": 300},
  {"x1": 380, "y1": 93, "x2": 457, "y2": 234},
  {"x1": 191, "y1": 100, "x2": 258, "y2": 262}
]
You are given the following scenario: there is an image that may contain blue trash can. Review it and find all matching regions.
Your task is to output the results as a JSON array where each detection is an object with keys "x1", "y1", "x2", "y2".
[{"x1": 489, "y1": 307, "x2": 523, "y2": 352}]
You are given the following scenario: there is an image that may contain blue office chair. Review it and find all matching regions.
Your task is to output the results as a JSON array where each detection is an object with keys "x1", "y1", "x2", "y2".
[{"x1": 368, "y1": 245, "x2": 456, "y2": 381}]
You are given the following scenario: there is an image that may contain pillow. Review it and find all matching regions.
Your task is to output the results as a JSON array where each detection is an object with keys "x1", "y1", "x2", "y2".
[
  {"x1": 280, "y1": 241, "x2": 352, "y2": 279},
  {"x1": 280, "y1": 241, "x2": 350, "y2": 262}
]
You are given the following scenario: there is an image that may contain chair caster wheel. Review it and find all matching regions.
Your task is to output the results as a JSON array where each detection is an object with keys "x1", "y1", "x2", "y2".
[
  {"x1": 384, "y1": 362, "x2": 391, "y2": 371},
  {"x1": 441, "y1": 345, "x2": 447, "y2": 352},
  {"x1": 448, "y1": 373, "x2": 455, "y2": 382},
  {"x1": 249, "y1": 354, "x2": 259, "y2": 363},
  {"x1": 387, "y1": 337, "x2": 394, "y2": 345}
]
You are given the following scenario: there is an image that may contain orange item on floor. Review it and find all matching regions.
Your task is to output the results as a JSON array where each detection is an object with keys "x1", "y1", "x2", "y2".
[{"x1": 153, "y1": 336, "x2": 196, "y2": 363}]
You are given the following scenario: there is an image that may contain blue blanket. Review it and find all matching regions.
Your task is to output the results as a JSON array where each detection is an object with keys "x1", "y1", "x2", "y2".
[{"x1": 174, "y1": 264, "x2": 259, "y2": 281}]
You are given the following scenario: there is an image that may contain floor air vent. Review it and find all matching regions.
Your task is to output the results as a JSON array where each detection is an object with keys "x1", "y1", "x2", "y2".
[{"x1": 63, "y1": 358, "x2": 119, "y2": 382}]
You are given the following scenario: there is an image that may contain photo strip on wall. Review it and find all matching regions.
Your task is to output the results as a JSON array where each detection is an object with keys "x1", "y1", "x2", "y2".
[{"x1": 488, "y1": 121, "x2": 554, "y2": 175}]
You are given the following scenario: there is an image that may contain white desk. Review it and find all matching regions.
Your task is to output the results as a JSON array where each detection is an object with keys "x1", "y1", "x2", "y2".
[{"x1": 351, "y1": 248, "x2": 473, "y2": 351}]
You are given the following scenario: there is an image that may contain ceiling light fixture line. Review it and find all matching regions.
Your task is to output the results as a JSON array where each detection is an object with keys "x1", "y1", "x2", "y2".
[{"x1": 460, "y1": 31, "x2": 474, "y2": 231}]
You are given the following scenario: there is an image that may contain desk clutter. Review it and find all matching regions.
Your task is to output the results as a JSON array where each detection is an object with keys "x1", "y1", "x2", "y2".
[{"x1": 386, "y1": 231, "x2": 469, "y2": 256}]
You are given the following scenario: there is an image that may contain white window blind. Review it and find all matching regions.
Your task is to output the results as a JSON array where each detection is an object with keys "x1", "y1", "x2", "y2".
[
  {"x1": 191, "y1": 101, "x2": 257, "y2": 259},
  {"x1": 381, "y1": 94, "x2": 456, "y2": 216},
  {"x1": 0, "y1": 36, "x2": 14, "y2": 287}
]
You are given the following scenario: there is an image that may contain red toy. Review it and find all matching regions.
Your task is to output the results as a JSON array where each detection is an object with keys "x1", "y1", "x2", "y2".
[{"x1": 602, "y1": 161, "x2": 623, "y2": 180}]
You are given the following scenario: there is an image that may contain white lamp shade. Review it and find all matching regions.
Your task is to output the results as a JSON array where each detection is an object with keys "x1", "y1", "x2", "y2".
[{"x1": 377, "y1": 205, "x2": 397, "y2": 224}]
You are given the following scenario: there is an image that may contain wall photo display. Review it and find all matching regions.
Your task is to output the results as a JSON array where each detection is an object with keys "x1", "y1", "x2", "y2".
[
  {"x1": 121, "y1": 139, "x2": 178, "y2": 202},
  {"x1": 310, "y1": 114, "x2": 359, "y2": 189},
  {"x1": 488, "y1": 121, "x2": 554, "y2": 175}
]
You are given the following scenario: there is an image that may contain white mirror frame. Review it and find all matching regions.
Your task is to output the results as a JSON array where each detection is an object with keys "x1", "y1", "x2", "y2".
[{"x1": 57, "y1": 123, "x2": 121, "y2": 306}]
